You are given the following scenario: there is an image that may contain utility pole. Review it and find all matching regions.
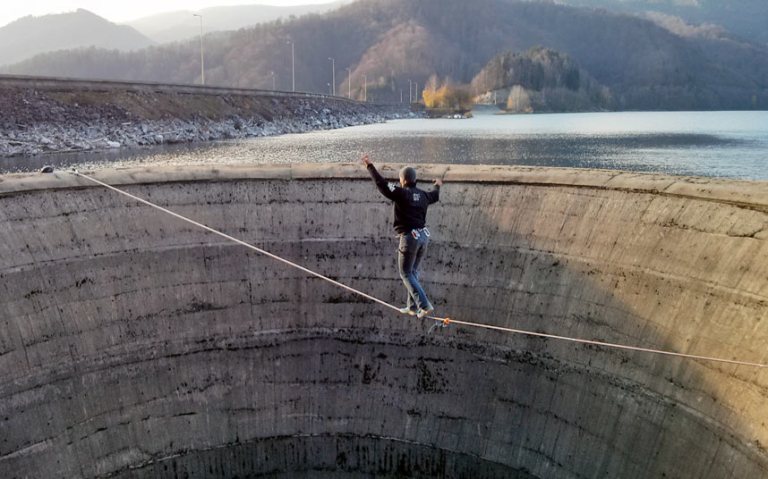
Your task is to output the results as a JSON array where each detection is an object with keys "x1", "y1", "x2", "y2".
[
  {"x1": 270, "y1": 71, "x2": 275, "y2": 90},
  {"x1": 192, "y1": 14, "x2": 205, "y2": 85},
  {"x1": 346, "y1": 67, "x2": 352, "y2": 98},
  {"x1": 328, "y1": 57, "x2": 335, "y2": 96},
  {"x1": 286, "y1": 40, "x2": 295, "y2": 91},
  {"x1": 400, "y1": 89, "x2": 403, "y2": 103},
  {"x1": 362, "y1": 75, "x2": 367, "y2": 102},
  {"x1": 415, "y1": 82, "x2": 419, "y2": 103}
]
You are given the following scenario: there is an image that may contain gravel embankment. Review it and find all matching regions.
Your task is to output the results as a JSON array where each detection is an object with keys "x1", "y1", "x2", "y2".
[{"x1": 0, "y1": 84, "x2": 414, "y2": 158}]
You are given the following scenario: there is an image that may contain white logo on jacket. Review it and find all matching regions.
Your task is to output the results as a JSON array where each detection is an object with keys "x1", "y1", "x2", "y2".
[{"x1": 413, "y1": 193, "x2": 420, "y2": 201}]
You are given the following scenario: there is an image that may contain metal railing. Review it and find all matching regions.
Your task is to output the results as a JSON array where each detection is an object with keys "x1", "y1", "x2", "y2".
[{"x1": 0, "y1": 74, "x2": 366, "y2": 105}]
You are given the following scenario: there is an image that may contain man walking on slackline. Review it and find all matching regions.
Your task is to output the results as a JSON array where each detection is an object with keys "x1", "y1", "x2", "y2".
[{"x1": 361, "y1": 154, "x2": 442, "y2": 319}]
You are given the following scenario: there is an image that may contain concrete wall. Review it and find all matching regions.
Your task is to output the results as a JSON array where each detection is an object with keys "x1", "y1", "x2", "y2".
[{"x1": 1, "y1": 164, "x2": 767, "y2": 478}]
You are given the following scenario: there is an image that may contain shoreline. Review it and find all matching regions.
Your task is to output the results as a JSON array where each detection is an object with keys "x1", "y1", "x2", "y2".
[{"x1": 0, "y1": 77, "x2": 415, "y2": 159}]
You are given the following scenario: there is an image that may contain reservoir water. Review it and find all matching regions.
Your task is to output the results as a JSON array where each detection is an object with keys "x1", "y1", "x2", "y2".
[{"x1": 3, "y1": 110, "x2": 767, "y2": 180}]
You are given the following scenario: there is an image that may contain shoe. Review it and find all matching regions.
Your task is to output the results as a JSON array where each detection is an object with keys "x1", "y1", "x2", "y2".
[
  {"x1": 399, "y1": 307, "x2": 417, "y2": 316},
  {"x1": 416, "y1": 306, "x2": 434, "y2": 319}
]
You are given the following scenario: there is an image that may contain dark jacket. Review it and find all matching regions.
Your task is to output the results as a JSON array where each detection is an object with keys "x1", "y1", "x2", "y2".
[{"x1": 367, "y1": 164, "x2": 440, "y2": 234}]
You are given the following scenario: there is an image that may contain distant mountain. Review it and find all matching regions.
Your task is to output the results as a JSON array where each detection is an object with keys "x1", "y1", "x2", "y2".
[
  {"x1": 126, "y1": 1, "x2": 350, "y2": 43},
  {"x1": 547, "y1": 0, "x2": 768, "y2": 45},
  {"x1": 0, "y1": 9, "x2": 154, "y2": 66},
  {"x1": 4, "y1": 0, "x2": 768, "y2": 110},
  {"x1": 471, "y1": 47, "x2": 613, "y2": 112}
]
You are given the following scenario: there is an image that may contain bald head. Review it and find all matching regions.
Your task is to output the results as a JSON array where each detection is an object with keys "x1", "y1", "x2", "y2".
[{"x1": 399, "y1": 166, "x2": 417, "y2": 187}]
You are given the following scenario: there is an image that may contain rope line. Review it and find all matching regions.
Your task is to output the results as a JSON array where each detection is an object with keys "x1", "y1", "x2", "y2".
[
  {"x1": 70, "y1": 170, "x2": 767, "y2": 369},
  {"x1": 428, "y1": 317, "x2": 767, "y2": 368},
  {"x1": 70, "y1": 170, "x2": 399, "y2": 314}
]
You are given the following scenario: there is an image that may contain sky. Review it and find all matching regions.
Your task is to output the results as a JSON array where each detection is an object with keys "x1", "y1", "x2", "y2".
[{"x1": 0, "y1": 0, "x2": 337, "y2": 27}]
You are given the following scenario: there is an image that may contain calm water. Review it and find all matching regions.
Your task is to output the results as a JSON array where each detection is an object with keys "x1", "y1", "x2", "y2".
[{"x1": 3, "y1": 110, "x2": 767, "y2": 180}]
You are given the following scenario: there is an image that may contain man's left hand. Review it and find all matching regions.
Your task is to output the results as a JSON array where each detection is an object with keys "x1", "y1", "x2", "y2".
[{"x1": 361, "y1": 154, "x2": 372, "y2": 166}]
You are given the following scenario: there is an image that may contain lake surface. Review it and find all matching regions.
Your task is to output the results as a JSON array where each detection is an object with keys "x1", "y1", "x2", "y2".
[{"x1": 3, "y1": 110, "x2": 767, "y2": 180}]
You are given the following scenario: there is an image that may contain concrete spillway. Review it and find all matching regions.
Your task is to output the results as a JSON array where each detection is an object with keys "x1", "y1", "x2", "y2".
[{"x1": 1, "y1": 164, "x2": 767, "y2": 478}]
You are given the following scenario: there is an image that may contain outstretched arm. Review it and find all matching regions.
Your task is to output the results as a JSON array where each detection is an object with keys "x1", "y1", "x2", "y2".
[
  {"x1": 427, "y1": 178, "x2": 442, "y2": 204},
  {"x1": 361, "y1": 154, "x2": 399, "y2": 201}
]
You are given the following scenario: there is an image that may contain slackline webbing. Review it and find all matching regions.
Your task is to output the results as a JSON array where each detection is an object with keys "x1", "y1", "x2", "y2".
[{"x1": 70, "y1": 170, "x2": 767, "y2": 369}]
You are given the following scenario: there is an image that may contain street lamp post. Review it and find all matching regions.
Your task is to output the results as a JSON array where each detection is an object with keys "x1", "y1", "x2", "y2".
[
  {"x1": 415, "y1": 82, "x2": 419, "y2": 104},
  {"x1": 192, "y1": 14, "x2": 205, "y2": 85},
  {"x1": 327, "y1": 83, "x2": 332, "y2": 95},
  {"x1": 286, "y1": 40, "x2": 295, "y2": 91},
  {"x1": 346, "y1": 67, "x2": 351, "y2": 98},
  {"x1": 408, "y1": 79, "x2": 412, "y2": 103},
  {"x1": 362, "y1": 75, "x2": 367, "y2": 102},
  {"x1": 270, "y1": 71, "x2": 275, "y2": 90},
  {"x1": 328, "y1": 57, "x2": 335, "y2": 96}
]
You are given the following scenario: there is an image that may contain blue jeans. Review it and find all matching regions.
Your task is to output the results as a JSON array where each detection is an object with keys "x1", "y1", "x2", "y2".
[{"x1": 398, "y1": 230, "x2": 432, "y2": 311}]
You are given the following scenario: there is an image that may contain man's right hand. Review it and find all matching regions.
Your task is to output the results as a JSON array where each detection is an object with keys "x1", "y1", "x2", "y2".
[
  {"x1": 361, "y1": 154, "x2": 372, "y2": 167},
  {"x1": 434, "y1": 178, "x2": 443, "y2": 187}
]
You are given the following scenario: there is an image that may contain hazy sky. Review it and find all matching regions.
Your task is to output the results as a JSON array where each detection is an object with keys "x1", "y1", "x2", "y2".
[{"x1": 0, "y1": 0, "x2": 337, "y2": 27}]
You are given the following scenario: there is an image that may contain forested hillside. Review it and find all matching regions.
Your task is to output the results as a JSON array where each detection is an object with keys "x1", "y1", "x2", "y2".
[
  {"x1": 471, "y1": 47, "x2": 613, "y2": 112},
  {"x1": 4, "y1": 0, "x2": 767, "y2": 110},
  {"x1": 549, "y1": 0, "x2": 768, "y2": 46},
  {"x1": 0, "y1": 9, "x2": 153, "y2": 66},
  {"x1": 126, "y1": 1, "x2": 349, "y2": 43}
]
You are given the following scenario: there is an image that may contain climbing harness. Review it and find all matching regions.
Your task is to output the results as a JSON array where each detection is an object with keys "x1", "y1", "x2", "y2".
[
  {"x1": 68, "y1": 169, "x2": 767, "y2": 369},
  {"x1": 410, "y1": 227, "x2": 430, "y2": 240}
]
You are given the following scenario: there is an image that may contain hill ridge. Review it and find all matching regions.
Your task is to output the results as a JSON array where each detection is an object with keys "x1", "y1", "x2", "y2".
[
  {"x1": 3, "y1": 0, "x2": 767, "y2": 110},
  {"x1": 0, "y1": 9, "x2": 154, "y2": 67}
]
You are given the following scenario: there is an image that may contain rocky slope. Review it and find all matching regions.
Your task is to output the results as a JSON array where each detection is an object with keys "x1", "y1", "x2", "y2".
[{"x1": 0, "y1": 81, "x2": 412, "y2": 158}]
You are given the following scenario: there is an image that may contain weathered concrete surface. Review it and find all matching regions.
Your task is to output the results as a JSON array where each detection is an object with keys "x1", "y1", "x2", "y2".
[{"x1": 0, "y1": 164, "x2": 767, "y2": 478}]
